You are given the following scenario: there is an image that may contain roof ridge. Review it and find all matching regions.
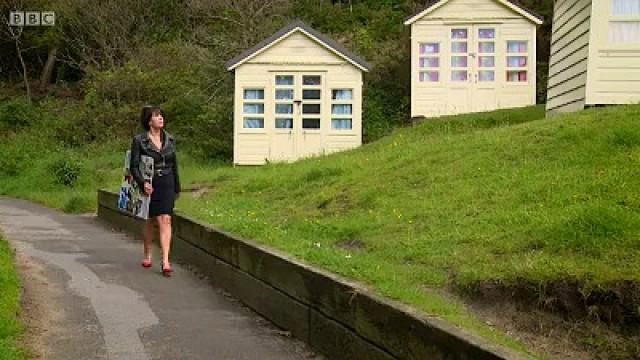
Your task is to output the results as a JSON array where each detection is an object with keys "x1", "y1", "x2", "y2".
[{"x1": 225, "y1": 21, "x2": 371, "y2": 72}]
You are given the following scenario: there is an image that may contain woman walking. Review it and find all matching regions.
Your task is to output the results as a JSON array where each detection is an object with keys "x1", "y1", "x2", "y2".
[{"x1": 129, "y1": 105, "x2": 181, "y2": 277}]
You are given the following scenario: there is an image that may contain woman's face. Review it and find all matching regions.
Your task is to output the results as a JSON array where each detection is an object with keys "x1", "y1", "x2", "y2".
[{"x1": 149, "y1": 111, "x2": 164, "y2": 130}]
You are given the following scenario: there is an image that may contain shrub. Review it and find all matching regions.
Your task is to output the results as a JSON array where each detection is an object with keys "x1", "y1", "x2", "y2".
[
  {"x1": 0, "y1": 97, "x2": 40, "y2": 132},
  {"x1": 50, "y1": 158, "x2": 82, "y2": 187}
]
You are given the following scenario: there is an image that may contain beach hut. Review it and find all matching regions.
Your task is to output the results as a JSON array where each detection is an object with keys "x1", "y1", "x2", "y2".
[
  {"x1": 225, "y1": 21, "x2": 370, "y2": 165},
  {"x1": 546, "y1": 0, "x2": 640, "y2": 116},
  {"x1": 404, "y1": 0, "x2": 543, "y2": 118}
]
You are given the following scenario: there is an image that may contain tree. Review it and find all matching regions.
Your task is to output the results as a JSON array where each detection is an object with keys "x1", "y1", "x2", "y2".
[{"x1": 1, "y1": 0, "x2": 31, "y2": 101}]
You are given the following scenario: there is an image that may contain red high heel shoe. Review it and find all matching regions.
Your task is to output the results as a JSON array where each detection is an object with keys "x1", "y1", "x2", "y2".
[
  {"x1": 161, "y1": 262, "x2": 173, "y2": 277},
  {"x1": 141, "y1": 259, "x2": 152, "y2": 268}
]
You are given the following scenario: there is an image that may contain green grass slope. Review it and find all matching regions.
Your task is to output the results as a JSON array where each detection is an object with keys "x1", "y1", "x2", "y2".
[
  {"x1": 2, "y1": 103, "x2": 639, "y2": 356},
  {"x1": 176, "y1": 104, "x2": 640, "y2": 355},
  {"x1": 0, "y1": 234, "x2": 24, "y2": 360}
]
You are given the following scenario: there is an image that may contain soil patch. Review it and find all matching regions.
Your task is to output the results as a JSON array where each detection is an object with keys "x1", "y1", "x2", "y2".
[{"x1": 454, "y1": 279, "x2": 640, "y2": 359}]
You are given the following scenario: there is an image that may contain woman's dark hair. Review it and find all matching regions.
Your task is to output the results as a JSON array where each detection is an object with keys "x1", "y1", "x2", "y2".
[{"x1": 140, "y1": 105, "x2": 162, "y2": 131}]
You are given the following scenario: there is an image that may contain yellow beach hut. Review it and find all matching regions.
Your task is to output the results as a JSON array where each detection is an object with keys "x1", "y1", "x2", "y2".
[
  {"x1": 404, "y1": 0, "x2": 543, "y2": 118},
  {"x1": 225, "y1": 21, "x2": 371, "y2": 166},
  {"x1": 546, "y1": 0, "x2": 640, "y2": 116}
]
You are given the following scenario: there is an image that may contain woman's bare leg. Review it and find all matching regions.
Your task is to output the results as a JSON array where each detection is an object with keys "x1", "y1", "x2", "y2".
[
  {"x1": 142, "y1": 218, "x2": 154, "y2": 261},
  {"x1": 157, "y1": 215, "x2": 172, "y2": 266}
]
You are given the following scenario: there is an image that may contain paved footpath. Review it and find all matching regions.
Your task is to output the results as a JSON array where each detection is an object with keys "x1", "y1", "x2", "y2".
[{"x1": 0, "y1": 196, "x2": 320, "y2": 360}]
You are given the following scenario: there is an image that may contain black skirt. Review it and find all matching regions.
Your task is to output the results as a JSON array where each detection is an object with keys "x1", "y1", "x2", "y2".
[{"x1": 148, "y1": 172, "x2": 175, "y2": 217}]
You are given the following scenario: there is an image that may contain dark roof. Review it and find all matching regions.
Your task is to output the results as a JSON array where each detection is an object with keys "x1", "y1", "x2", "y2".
[
  {"x1": 225, "y1": 21, "x2": 371, "y2": 72},
  {"x1": 404, "y1": 0, "x2": 544, "y2": 24}
]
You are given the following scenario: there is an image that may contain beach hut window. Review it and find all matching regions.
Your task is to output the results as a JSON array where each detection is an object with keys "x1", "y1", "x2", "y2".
[
  {"x1": 275, "y1": 89, "x2": 294, "y2": 100},
  {"x1": 507, "y1": 56, "x2": 527, "y2": 67},
  {"x1": 419, "y1": 42, "x2": 440, "y2": 82},
  {"x1": 507, "y1": 41, "x2": 527, "y2": 53},
  {"x1": 611, "y1": 0, "x2": 640, "y2": 16},
  {"x1": 275, "y1": 75, "x2": 294, "y2": 86},
  {"x1": 275, "y1": 118, "x2": 293, "y2": 129},
  {"x1": 243, "y1": 118, "x2": 264, "y2": 128},
  {"x1": 303, "y1": 75, "x2": 321, "y2": 86},
  {"x1": 506, "y1": 70, "x2": 527, "y2": 82},
  {"x1": 332, "y1": 88, "x2": 353, "y2": 130}
]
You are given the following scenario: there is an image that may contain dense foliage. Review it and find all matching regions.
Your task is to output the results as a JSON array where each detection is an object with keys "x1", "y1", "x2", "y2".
[{"x1": 0, "y1": 0, "x2": 554, "y2": 161}]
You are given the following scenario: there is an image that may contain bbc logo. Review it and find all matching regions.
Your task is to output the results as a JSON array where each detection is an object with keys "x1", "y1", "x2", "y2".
[{"x1": 9, "y1": 11, "x2": 55, "y2": 26}]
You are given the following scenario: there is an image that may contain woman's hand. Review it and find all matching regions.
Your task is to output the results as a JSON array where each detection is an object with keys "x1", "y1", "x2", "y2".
[{"x1": 144, "y1": 182, "x2": 153, "y2": 195}]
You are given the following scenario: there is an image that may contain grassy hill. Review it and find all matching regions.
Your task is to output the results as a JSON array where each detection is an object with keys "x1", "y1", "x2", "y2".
[{"x1": 1, "y1": 103, "x2": 639, "y2": 357}]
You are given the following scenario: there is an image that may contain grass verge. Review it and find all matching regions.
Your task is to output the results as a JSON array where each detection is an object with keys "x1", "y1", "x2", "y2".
[{"x1": 0, "y1": 234, "x2": 24, "y2": 359}]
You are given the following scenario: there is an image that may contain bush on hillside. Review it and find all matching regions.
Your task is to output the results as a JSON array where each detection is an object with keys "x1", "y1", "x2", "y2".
[{"x1": 0, "y1": 97, "x2": 41, "y2": 132}]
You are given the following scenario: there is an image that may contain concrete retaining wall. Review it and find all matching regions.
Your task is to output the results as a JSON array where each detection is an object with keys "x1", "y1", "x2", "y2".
[{"x1": 97, "y1": 189, "x2": 527, "y2": 360}]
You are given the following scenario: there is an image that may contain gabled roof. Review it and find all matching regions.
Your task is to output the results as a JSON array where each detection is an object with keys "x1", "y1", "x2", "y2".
[
  {"x1": 225, "y1": 21, "x2": 371, "y2": 72},
  {"x1": 403, "y1": 0, "x2": 544, "y2": 25}
]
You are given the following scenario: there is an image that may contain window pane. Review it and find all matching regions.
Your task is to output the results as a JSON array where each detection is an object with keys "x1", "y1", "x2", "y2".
[
  {"x1": 451, "y1": 56, "x2": 468, "y2": 67},
  {"x1": 507, "y1": 41, "x2": 527, "y2": 53},
  {"x1": 478, "y1": 42, "x2": 495, "y2": 53},
  {"x1": 275, "y1": 118, "x2": 293, "y2": 129},
  {"x1": 275, "y1": 75, "x2": 294, "y2": 85},
  {"x1": 451, "y1": 29, "x2": 468, "y2": 39},
  {"x1": 243, "y1": 89, "x2": 264, "y2": 100},
  {"x1": 507, "y1": 56, "x2": 528, "y2": 67},
  {"x1": 419, "y1": 43, "x2": 439, "y2": 54},
  {"x1": 478, "y1": 71, "x2": 495, "y2": 82},
  {"x1": 243, "y1": 117, "x2": 264, "y2": 128},
  {"x1": 451, "y1": 42, "x2": 468, "y2": 53},
  {"x1": 478, "y1": 28, "x2": 495, "y2": 39},
  {"x1": 276, "y1": 104, "x2": 293, "y2": 114},
  {"x1": 331, "y1": 119, "x2": 352, "y2": 130},
  {"x1": 275, "y1": 89, "x2": 294, "y2": 100},
  {"x1": 303, "y1": 119, "x2": 320, "y2": 129},
  {"x1": 612, "y1": 0, "x2": 640, "y2": 15},
  {"x1": 332, "y1": 104, "x2": 352, "y2": 115},
  {"x1": 243, "y1": 103, "x2": 264, "y2": 114},
  {"x1": 419, "y1": 71, "x2": 439, "y2": 82},
  {"x1": 302, "y1": 104, "x2": 321, "y2": 114},
  {"x1": 451, "y1": 70, "x2": 468, "y2": 82},
  {"x1": 332, "y1": 89, "x2": 353, "y2": 100},
  {"x1": 507, "y1": 71, "x2": 527, "y2": 82},
  {"x1": 303, "y1": 89, "x2": 321, "y2": 100},
  {"x1": 303, "y1": 75, "x2": 321, "y2": 86},
  {"x1": 420, "y1": 57, "x2": 439, "y2": 68},
  {"x1": 478, "y1": 56, "x2": 495, "y2": 68},
  {"x1": 609, "y1": 22, "x2": 640, "y2": 43}
]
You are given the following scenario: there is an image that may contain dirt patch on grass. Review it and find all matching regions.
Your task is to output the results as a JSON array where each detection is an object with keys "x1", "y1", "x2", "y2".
[
  {"x1": 185, "y1": 184, "x2": 215, "y2": 199},
  {"x1": 334, "y1": 238, "x2": 366, "y2": 251},
  {"x1": 455, "y1": 279, "x2": 640, "y2": 359}
]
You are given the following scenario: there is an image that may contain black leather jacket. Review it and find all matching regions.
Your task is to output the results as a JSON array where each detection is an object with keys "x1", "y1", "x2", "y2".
[{"x1": 129, "y1": 129, "x2": 181, "y2": 194}]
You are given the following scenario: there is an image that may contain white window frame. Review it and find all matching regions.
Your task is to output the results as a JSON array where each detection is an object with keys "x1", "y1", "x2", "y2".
[
  {"x1": 477, "y1": 27, "x2": 497, "y2": 83},
  {"x1": 609, "y1": 0, "x2": 640, "y2": 44},
  {"x1": 330, "y1": 88, "x2": 354, "y2": 132},
  {"x1": 241, "y1": 87, "x2": 265, "y2": 131},
  {"x1": 418, "y1": 42, "x2": 441, "y2": 83},
  {"x1": 274, "y1": 75, "x2": 295, "y2": 131},
  {"x1": 505, "y1": 40, "x2": 529, "y2": 85}
]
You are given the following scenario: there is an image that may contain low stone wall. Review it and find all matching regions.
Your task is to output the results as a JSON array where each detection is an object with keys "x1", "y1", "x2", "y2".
[{"x1": 97, "y1": 189, "x2": 527, "y2": 360}]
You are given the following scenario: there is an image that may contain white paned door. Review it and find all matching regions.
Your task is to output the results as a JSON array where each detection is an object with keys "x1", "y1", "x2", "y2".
[
  {"x1": 472, "y1": 25, "x2": 498, "y2": 112},
  {"x1": 446, "y1": 24, "x2": 499, "y2": 114},
  {"x1": 297, "y1": 74, "x2": 324, "y2": 159},
  {"x1": 270, "y1": 73, "x2": 324, "y2": 161},
  {"x1": 448, "y1": 26, "x2": 472, "y2": 114}
]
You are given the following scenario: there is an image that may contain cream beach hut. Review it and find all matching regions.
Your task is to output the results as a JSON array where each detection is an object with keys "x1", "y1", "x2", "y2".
[
  {"x1": 546, "y1": 0, "x2": 640, "y2": 116},
  {"x1": 404, "y1": 0, "x2": 543, "y2": 118},
  {"x1": 225, "y1": 21, "x2": 371, "y2": 165}
]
